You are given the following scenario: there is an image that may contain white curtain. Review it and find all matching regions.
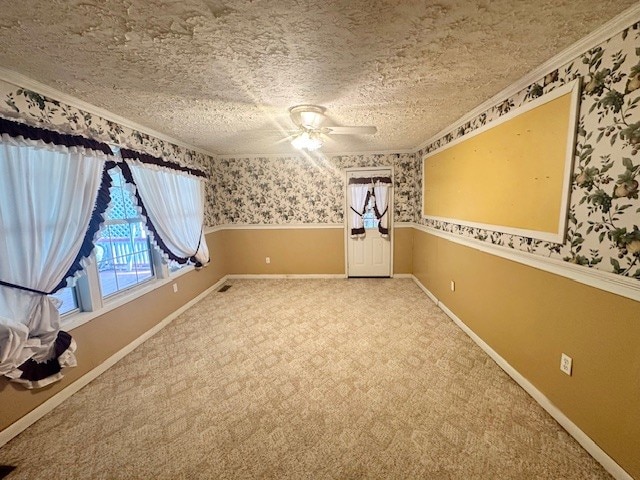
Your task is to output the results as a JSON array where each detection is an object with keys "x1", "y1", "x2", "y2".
[
  {"x1": 373, "y1": 181, "x2": 391, "y2": 236},
  {"x1": 126, "y1": 160, "x2": 209, "y2": 266},
  {"x1": 349, "y1": 183, "x2": 370, "y2": 237},
  {"x1": 0, "y1": 136, "x2": 107, "y2": 388}
]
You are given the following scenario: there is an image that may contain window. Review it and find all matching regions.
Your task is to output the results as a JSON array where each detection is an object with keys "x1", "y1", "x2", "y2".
[
  {"x1": 96, "y1": 167, "x2": 154, "y2": 297},
  {"x1": 52, "y1": 286, "x2": 79, "y2": 315},
  {"x1": 1, "y1": 119, "x2": 206, "y2": 359},
  {"x1": 363, "y1": 194, "x2": 380, "y2": 230},
  {"x1": 50, "y1": 163, "x2": 190, "y2": 321},
  {"x1": 4, "y1": 147, "x2": 202, "y2": 321}
]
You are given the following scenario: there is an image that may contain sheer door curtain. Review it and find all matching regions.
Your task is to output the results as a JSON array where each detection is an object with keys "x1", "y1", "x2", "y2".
[
  {"x1": 349, "y1": 183, "x2": 370, "y2": 237},
  {"x1": 349, "y1": 176, "x2": 392, "y2": 238},
  {"x1": 373, "y1": 181, "x2": 391, "y2": 236}
]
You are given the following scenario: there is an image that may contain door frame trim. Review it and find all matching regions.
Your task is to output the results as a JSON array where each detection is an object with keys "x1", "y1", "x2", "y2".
[{"x1": 344, "y1": 166, "x2": 394, "y2": 278}]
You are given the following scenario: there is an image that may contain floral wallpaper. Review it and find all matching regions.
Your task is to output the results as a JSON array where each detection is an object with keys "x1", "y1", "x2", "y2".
[
  {"x1": 0, "y1": 78, "x2": 217, "y2": 225},
  {"x1": 417, "y1": 22, "x2": 640, "y2": 280},
  {"x1": 5, "y1": 20, "x2": 637, "y2": 282},
  {"x1": 210, "y1": 153, "x2": 419, "y2": 225},
  {"x1": 0, "y1": 77, "x2": 421, "y2": 229}
]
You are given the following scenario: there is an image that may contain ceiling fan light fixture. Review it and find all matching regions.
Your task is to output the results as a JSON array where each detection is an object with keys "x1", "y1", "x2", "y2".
[{"x1": 291, "y1": 131, "x2": 323, "y2": 151}]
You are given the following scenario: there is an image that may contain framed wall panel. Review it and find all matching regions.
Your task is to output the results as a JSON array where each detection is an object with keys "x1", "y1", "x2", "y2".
[{"x1": 422, "y1": 79, "x2": 581, "y2": 243}]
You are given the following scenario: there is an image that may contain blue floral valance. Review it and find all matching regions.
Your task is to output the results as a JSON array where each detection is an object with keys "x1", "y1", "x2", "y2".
[{"x1": 120, "y1": 148, "x2": 208, "y2": 178}]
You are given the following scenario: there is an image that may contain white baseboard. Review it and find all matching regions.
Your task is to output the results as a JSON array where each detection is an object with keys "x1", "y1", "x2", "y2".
[
  {"x1": 0, "y1": 275, "x2": 229, "y2": 448},
  {"x1": 409, "y1": 275, "x2": 632, "y2": 480},
  {"x1": 411, "y1": 275, "x2": 439, "y2": 304},
  {"x1": 3, "y1": 273, "x2": 631, "y2": 479},
  {"x1": 227, "y1": 273, "x2": 347, "y2": 279}
]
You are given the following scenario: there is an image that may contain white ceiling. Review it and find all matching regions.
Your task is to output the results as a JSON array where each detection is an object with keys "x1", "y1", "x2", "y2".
[{"x1": 0, "y1": 0, "x2": 636, "y2": 156}]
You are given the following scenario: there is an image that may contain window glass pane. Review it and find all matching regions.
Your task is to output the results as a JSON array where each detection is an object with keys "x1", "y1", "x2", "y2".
[
  {"x1": 115, "y1": 255, "x2": 139, "y2": 290},
  {"x1": 110, "y1": 169, "x2": 123, "y2": 187},
  {"x1": 123, "y1": 190, "x2": 138, "y2": 218},
  {"x1": 363, "y1": 195, "x2": 379, "y2": 230},
  {"x1": 52, "y1": 287, "x2": 78, "y2": 315},
  {"x1": 97, "y1": 167, "x2": 154, "y2": 298},
  {"x1": 137, "y1": 267, "x2": 154, "y2": 283},
  {"x1": 99, "y1": 269, "x2": 119, "y2": 297}
]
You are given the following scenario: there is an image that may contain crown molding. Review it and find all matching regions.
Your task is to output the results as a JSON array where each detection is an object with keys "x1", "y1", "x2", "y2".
[
  {"x1": 0, "y1": 67, "x2": 217, "y2": 159},
  {"x1": 2, "y1": 2, "x2": 638, "y2": 161},
  {"x1": 414, "y1": 3, "x2": 640, "y2": 154},
  {"x1": 215, "y1": 149, "x2": 416, "y2": 160}
]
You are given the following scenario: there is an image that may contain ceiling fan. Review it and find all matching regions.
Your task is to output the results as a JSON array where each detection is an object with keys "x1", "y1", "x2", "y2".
[{"x1": 286, "y1": 105, "x2": 377, "y2": 151}]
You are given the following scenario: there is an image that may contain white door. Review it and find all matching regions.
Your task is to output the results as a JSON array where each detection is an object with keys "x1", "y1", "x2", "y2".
[{"x1": 346, "y1": 169, "x2": 392, "y2": 277}]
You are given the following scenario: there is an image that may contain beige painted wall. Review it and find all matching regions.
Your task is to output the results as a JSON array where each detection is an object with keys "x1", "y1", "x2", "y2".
[
  {"x1": 0, "y1": 232, "x2": 227, "y2": 432},
  {"x1": 393, "y1": 227, "x2": 413, "y2": 275},
  {"x1": 412, "y1": 229, "x2": 640, "y2": 478},
  {"x1": 0, "y1": 226, "x2": 412, "y2": 434},
  {"x1": 12, "y1": 224, "x2": 638, "y2": 475},
  {"x1": 222, "y1": 228, "x2": 344, "y2": 275},
  {"x1": 222, "y1": 227, "x2": 413, "y2": 276}
]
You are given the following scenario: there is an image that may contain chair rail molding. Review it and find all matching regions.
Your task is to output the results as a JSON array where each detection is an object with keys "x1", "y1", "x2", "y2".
[{"x1": 412, "y1": 223, "x2": 640, "y2": 303}]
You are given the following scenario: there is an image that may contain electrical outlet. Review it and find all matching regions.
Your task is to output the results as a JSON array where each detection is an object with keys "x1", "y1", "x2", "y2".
[
  {"x1": 450, "y1": 280, "x2": 455, "y2": 292},
  {"x1": 172, "y1": 283, "x2": 178, "y2": 293},
  {"x1": 560, "y1": 353, "x2": 572, "y2": 376},
  {"x1": 265, "y1": 257, "x2": 271, "y2": 264}
]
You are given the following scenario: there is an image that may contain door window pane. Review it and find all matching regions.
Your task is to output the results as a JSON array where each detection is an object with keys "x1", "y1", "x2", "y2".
[{"x1": 363, "y1": 194, "x2": 379, "y2": 230}]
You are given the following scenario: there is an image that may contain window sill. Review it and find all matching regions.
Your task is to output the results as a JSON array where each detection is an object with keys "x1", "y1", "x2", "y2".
[{"x1": 61, "y1": 264, "x2": 196, "y2": 332}]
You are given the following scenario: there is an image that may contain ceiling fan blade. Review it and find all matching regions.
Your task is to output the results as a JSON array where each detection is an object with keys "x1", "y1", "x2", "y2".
[
  {"x1": 275, "y1": 133, "x2": 299, "y2": 145},
  {"x1": 251, "y1": 129, "x2": 298, "y2": 133},
  {"x1": 325, "y1": 126, "x2": 377, "y2": 135}
]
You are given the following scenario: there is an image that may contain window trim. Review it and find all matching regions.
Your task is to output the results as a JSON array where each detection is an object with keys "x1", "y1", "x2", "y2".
[
  {"x1": 60, "y1": 260, "x2": 195, "y2": 331},
  {"x1": 60, "y1": 161, "x2": 197, "y2": 328}
]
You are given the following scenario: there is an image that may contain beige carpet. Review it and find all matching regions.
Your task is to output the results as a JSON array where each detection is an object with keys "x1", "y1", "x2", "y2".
[{"x1": 0, "y1": 279, "x2": 611, "y2": 479}]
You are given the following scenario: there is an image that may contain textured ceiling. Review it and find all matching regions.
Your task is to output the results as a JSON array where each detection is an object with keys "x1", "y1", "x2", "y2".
[{"x1": 0, "y1": 0, "x2": 636, "y2": 155}]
